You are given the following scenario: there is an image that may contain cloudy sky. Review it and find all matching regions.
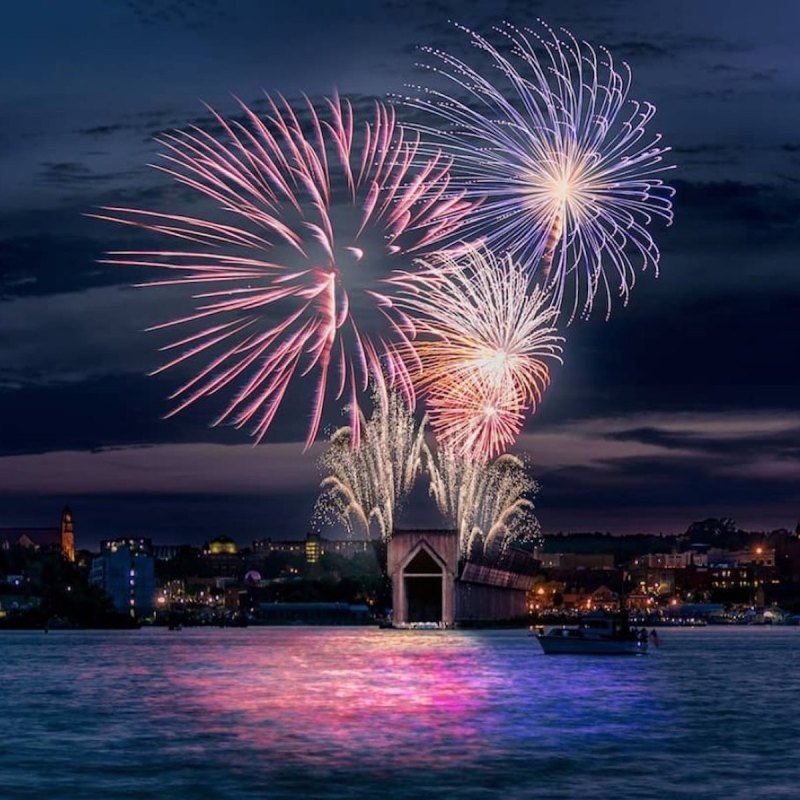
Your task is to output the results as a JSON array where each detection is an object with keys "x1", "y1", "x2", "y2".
[{"x1": 1, "y1": 0, "x2": 798, "y2": 547}]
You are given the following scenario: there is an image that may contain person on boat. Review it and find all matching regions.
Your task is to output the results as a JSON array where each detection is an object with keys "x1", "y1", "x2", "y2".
[{"x1": 650, "y1": 629, "x2": 661, "y2": 647}]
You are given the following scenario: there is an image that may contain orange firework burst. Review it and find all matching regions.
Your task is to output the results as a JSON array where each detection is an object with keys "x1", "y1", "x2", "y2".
[{"x1": 396, "y1": 245, "x2": 563, "y2": 459}]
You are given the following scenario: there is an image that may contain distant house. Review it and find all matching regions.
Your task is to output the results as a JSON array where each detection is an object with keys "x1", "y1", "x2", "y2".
[
  {"x1": 626, "y1": 590, "x2": 652, "y2": 611},
  {"x1": 589, "y1": 585, "x2": 620, "y2": 611},
  {"x1": 560, "y1": 585, "x2": 620, "y2": 612},
  {"x1": 0, "y1": 507, "x2": 75, "y2": 562}
]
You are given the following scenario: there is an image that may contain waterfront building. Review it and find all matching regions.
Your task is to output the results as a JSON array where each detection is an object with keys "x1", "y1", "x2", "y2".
[
  {"x1": 526, "y1": 581, "x2": 565, "y2": 613},
  {"x1": 387, "y1": 530, "x2": 538, "y2": 625},
  {"x1": 0, "y1": 506, "x2": 75, "y2": 562},
  {"x1": 388, "y1": 530, "x2": 458, "y2": 625},
  {"x1": 457, "y1": 558, "x2": 539, "y2": 621},
  {"x1": 629, "y1": 568, "x2": 676, "y2": 597},
  {"x1": 559, "y1": 585, "x2": 621, "y2": 612},
  {"x1": 626, "y1": 590, "x2": 654, "y2": 612},
  {"x1": 90, "y1": 543, "x2": 155, "y2": 617}
]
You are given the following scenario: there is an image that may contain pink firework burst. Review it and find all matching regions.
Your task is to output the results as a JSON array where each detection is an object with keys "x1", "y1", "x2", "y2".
[
  {"x1": 92, "y1": 94, "x2": 473, "y2": 447},
  {"x1": 426, "y1": 374, "x2": 528, "y2": 462}
]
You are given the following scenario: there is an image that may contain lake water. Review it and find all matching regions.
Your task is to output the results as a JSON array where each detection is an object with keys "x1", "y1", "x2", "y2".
[{"x1": 1, "y1": 627, "x2": 798, "y2": 799}]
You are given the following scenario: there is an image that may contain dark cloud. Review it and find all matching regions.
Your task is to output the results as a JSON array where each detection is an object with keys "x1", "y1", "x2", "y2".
[
  {"x1": 672, "y1": 145, "x2": 744, "y2": 155},
  {"x1": 77, "y1": 124, "x2": 129, "y2": 137},
  {"x1": 516, "y1": 411, "x2": 800, "y2": 534},
  {"x1": 0, "y1": 376, "x2": 172, "y2": 457},
  {"x1": 606, "y1": 423, "x2": 800, "y2": 462},
  {"x1": 670, "y1": 179, "x2": 800, "y2": 235},
  {"x1": 38, "y1": 161, "x2": 139, "y2": 188},
  {"x1": 603, "y1": 41, "x2": 673, "y2": 60},
  {"x1": 124, "y1": 0, "x2": 229, "y2": 30},
  {"x1": 0, "y1": 234, "x2": 141, "y2": 299}
]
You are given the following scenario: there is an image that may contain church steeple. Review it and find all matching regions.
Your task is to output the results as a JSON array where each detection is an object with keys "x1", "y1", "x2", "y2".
[{"x1": 61, "y1": 506, "x2": 75, "y2": 562}]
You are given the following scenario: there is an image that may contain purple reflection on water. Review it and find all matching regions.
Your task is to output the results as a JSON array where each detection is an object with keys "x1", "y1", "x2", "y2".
[
  {"x1": 158, "y1": 629, "x2": 653, "y2": 770},
  {"x1": 169, "y1": 631, "x2": 493, "y2": 768}
]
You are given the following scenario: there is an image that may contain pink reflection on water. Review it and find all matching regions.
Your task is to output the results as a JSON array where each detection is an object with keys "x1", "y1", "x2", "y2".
[{"x1": 168, "y1": 630, "x2": 495, "y2": 768}]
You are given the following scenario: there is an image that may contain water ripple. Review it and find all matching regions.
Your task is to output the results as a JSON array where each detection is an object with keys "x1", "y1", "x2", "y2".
[{"x1": 1, "y1": 627, "x2": 798, "y2": 799}]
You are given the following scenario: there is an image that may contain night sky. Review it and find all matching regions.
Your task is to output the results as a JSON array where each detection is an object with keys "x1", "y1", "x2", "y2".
[{"x1": 1, "y1": 0, "x2": 798, "y2": 547}]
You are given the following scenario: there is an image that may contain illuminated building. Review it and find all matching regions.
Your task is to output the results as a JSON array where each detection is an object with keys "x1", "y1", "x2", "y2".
[
  {"x1": 205, "y1": 536, "x2": 237, "y2": 555},
  {"x1": 252, "y1": 538, "x2": 303, "y2": 556},
  {"x1": 557, "y1": 585, "x2": 620, "y2": 612},
  {"x1": 0, "y1": 506, "x2": 75, "y2": 562},
  {"x1": 631, "y1": 552, "x2": 708, "y2": 569},
  {"x1": 90, "y1": 542, "x2": 155, "y2": 618},
  {"x1": 100, "y1": 537, "x2": 152, "y2": 555},
  {"x1": 325, "y1": 538, "x2": 371, "y2": 558},
  {"x1": 252, "y1": 533, "x2": 371, "y2": 563},
  {"x1": 199, "y1": 537, "x2": 242, "y2": 577},
  {"x1": 305, "y1": 534, "x2": 322, "y2": 564},
  {"x1": 61, "y1": 508, "x2": 75, "y2": 562}
]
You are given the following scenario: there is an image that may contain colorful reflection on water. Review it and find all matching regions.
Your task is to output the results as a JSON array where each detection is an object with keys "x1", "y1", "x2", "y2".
[
  {"x1": 169, "y1": 631, "x2": 495, "y2": 768},
  {"x1": 158, "y1": 629, "x2": 658, "y2": 771},
  {"x1": 2, "y1": 627, "x2": 799, "y2": 799}
]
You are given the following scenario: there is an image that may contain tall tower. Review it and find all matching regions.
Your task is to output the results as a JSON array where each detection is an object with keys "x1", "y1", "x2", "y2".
[{"x1": 61, "y1": 506, "x2": 75, "y2": 562}]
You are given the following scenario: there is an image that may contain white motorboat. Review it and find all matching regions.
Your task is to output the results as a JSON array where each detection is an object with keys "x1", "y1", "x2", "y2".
[{"x1": 536, "y1": 612, "x2": 648, "y2": 655}]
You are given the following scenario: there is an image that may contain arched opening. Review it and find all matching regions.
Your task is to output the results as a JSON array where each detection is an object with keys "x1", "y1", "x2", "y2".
[{"x1": 403, "y1": 547, "x2": 443, "y2": 622}]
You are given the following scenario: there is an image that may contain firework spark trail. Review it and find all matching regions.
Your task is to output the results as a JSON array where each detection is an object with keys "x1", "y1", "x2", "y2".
[
  {"x1": 396, "y1": 245, "x2": 563, "y2": 460},
  {"x1": 315, "y1": 390, "x2": 428, "y2": 542},
  {"x1": 402, "y1": 19, "x2": 675, "y2": 322},
  {"x1": 92, "y1": 94, "x2": 474, "y2": 448},
  {"x1": 427, "y1": 445, "x2": 541, "y2": 561}
]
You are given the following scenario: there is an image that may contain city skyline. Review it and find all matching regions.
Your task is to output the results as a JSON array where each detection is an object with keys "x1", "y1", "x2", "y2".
[{"x1": 1, "y1": 0, "x2": 799, "y2": 543}]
